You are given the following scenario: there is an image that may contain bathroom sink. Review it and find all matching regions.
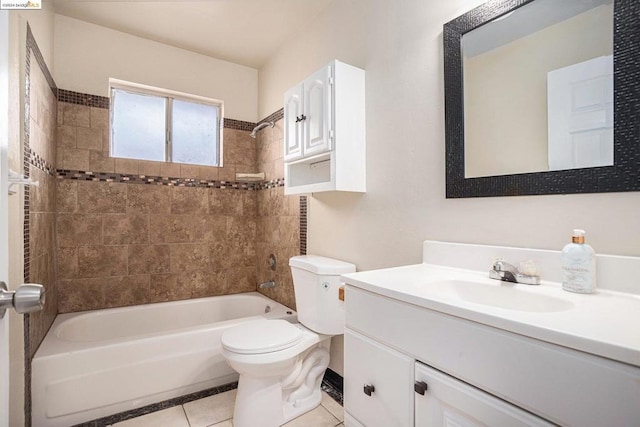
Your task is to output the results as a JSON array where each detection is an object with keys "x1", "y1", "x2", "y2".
[{"x1": 431, "y1": 279, "x2": 574, "y2": 312}]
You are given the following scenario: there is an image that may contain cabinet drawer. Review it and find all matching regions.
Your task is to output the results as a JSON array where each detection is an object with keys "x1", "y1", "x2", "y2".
[
  {"x1": 345, "y1": 285, "x2": 640, "y2": 426},
  {"x1": 345, "y1": 329, "x2": 414, "y2": 427}
]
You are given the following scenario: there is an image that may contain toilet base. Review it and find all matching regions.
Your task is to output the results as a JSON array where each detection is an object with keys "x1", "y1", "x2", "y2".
[{"x1": 232, "y1": 345, "x2": 330, "y2": 427}]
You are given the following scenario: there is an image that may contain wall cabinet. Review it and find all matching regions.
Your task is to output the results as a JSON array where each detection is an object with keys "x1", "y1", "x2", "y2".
[{"x1": 283, "y1": 60, "x2": 365, "y2": 195}]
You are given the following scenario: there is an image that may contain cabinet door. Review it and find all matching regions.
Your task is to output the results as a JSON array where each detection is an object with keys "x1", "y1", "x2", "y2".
[
  {"x1": 303, "y1": 65, "x2": 332, "y2": 157},
  {"x1": 414, "y1": 362, "x2": 552, "y2": 427},
  {"x1": 345, "y1": 329, "x2": 414, "y2": 427},
  {"x1": 284, "y1": 84, "x2": 304, "y2": 160}
]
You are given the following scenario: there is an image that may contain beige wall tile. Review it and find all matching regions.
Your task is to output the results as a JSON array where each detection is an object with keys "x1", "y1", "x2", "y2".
[
  {"x1": 160, "y1": 162, "x2": 181, "y2": 178},
  {"x1": 103, "y1": 214, "x2": 149, "y2": 245},
  {"x1": 90, "y1": 107, "x2": 109, "y2": 129},
  {"x1": 57, "y1": 124, "x2": 76, "y2": 148},
  {"x1": 56, "y1": 180, "x2": 78, "y2": 213},
  {"x1": 127, "y1": 184, "x2": 171, "y2": 214},
  {"x1": 128, "y1": 245, "x2": 171, "y2": 275},
  {"x1": 149, "y1": 215, "x2": 203, "y2": 244},
  {"x1": 170, "y1": 187, "x2": 208, "y2": 215},
  {"x1": 170, "y1": 243, "x2": 210, "y2": 272},
  {"x1": 208, "y1": 189, "x2": 243, "y2": 216},
  {"x1": 77, "y1": 181, "x2": 127, "y2": 213},
  {"x1": 138, "y1": 160, "x2": 162, "y2": 177},
  {"x1": 89, "y1": 150, "x2": 115, "y2": 173},
  {"x1": 199, "y1": 166, "x2": 219, "y2": 181},
  {"x1": 77, "y1": 245, "x2": 128, "y2": 278},
  {"x1": 58, "y1": 147, "x2": 90, "y2": 170},
  {"x1": 115, "y1": 158, "x2": 139, "y2": 175},
  {"x1": 58, "y1": 278, "x2": 106, "y2": 313},
  {"x1": 56, "y1": 214, "x2": 102, "y2": 247},
  {"x1": 105, "y1": 275, "x2": 151, "y2": 308},
  {"x1": 180, "y1": 164, "x2": 200, "y2": 179},
  {"x1": 57, "y1": 247, "x2": 79, "y2": 279},
  {"x1": 60, "y1": 102, "x2": 91, "y2": 127},
  {"x1": 76, "y1": 127, "x2": 102, "y2": 151}
]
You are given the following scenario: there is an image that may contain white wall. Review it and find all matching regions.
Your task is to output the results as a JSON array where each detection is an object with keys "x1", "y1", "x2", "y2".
[
  {"x1": 54, "y1": 14, "x2": 258, "y2": 122},
  {"x1": 261, "y1": 0, "x2": 640, "y2": 269}
]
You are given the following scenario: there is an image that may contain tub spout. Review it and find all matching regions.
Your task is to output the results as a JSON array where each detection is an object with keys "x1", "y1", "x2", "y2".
[{"x1": 259, "y1": 280, "x2": 276, "y2": 289}]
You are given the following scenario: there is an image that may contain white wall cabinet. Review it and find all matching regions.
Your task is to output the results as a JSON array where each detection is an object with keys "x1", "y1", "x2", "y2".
[{"x1": 283, "y1": 60, "x2": 365, "y2": 195}]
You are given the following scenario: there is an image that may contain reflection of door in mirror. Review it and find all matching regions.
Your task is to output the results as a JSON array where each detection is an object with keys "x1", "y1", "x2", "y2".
[
  {"x1": 547, "y1": 55, "x2": 613, "y2": 171},
  {"x1": 462, "y1": 0, "x2": 613, "y2": 178}
]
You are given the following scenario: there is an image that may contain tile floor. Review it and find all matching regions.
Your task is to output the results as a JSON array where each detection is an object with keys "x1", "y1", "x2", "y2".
[{"x1": 111, "y1": 390, "x2": 344, "y2": 427}]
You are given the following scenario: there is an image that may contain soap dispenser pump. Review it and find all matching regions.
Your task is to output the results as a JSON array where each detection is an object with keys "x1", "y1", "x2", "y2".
[{"x1": 561, "y1": 229, "x2": 596, "y2": 294}]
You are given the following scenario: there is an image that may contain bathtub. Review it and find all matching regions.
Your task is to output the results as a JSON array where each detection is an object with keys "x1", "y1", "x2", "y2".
[{"x1": 32, "y1": 292, "x2": 296, "y2": 427}]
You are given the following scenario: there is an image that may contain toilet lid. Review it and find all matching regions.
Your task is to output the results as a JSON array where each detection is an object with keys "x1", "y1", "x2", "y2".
[{"x1": 221, "y1": 319, "x2": 303, "y2": 355}]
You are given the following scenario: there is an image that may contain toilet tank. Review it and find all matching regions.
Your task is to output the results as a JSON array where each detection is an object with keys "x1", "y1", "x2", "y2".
[{"x1": 289, "y1": 255, "x2": 356, "y2": 335}]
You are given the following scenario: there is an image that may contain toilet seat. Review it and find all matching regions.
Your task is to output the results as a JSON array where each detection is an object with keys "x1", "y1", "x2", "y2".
[{"x1": 221, "y1": 319, "x2": 303, "y2": 355}]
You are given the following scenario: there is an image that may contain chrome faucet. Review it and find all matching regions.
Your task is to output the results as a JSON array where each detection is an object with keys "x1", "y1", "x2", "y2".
[
  {"x1": 259, "y1": 280, "x2": 276, "y2": 289},
  {"x1": 489, "y1": 260, "x2": 540, "y2": 285}
]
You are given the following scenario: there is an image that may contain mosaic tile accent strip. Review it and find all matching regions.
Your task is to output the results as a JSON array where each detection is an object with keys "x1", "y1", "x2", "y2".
[
  {"x1": 57, "y1": 88, "x2": 109, "y2": 108},
  {"x1": 224, "y1": 118, "x2": 256, "y2": 131},
  {"x1": 30, "y1": 152, "x2": 56, "y2": 176},
  {"x1": 300, "y1": 196, "x2": 307, "y2": 256},
  {"x1": 56, "y1": 169, "x2": 288, "y2": 191},
  {"x1": 26, "y1": 26, "x2": 57, "y2": 94},
  {"x1": 71, "y1": 382, "x2": 239, "y2": 427},
  {"x1": 259, "y1": 108, "x2": 284, "y2": 125}
]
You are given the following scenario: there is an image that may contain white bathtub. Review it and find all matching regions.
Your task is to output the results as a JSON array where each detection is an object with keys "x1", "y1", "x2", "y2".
[{"x1": 32, "y1": 292, "x2": 296, "y2": 427}]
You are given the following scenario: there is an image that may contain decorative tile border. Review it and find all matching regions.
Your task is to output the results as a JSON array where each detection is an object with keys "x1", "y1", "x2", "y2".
[
  {"x1": 300, "y1": 196, "x2": 307, "y2": 256},
  {"x1": 259, "y1": 108, "x2": 284, "y2": 126},
  {"x1": 71, "y1": 382, "x2": 239, "y2": 427},
  {"x1": 30, "y1": 152, "x2": 56, "y2": 176},
  {"x1": 224, "y1": 118, "x2": 256, "y2": 131},
  {"x1": 72, "y1": 372, "x2": 342, "y2": 426},
  {"x1": 57, "y1": 88, "x2": 109, "y2": 108},
  {"x1": 56, "y1": 170, "x2": 288, "y2": 191}
]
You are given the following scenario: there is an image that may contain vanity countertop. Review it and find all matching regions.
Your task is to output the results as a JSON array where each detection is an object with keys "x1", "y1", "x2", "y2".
[{"x1": 342, "y1": 263, "x2": 640, "y2": 368}]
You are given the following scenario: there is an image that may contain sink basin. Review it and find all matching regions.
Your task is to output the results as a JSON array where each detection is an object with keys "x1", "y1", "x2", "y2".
[{"x1": 432, "y1": 279, "x2": 574, "y2": 312}]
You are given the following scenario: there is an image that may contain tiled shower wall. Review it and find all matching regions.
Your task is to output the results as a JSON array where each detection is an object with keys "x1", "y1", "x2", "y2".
[
  {"x1": 255, "y1": 118, "x2": 301, "y2": 310},
  {"x1": 25, "y1": 42, "x2": 58, "y2": 359},
  {"x1": 54, "y1": 99, "x2": 303, "y2": 313},
  {"x1": 55, "y1": 101, "x2": 268, "y2": 312}
]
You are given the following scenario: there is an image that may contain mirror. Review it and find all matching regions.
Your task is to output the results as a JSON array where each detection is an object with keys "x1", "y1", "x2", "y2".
[{"x1": 444, "y1": 0, "x2": 640, "y2": 197}]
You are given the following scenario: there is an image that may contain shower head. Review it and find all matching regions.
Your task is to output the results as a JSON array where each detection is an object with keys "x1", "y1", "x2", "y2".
[{"x1": 250, "y1": 121, "x2": 275, "y2": 138}]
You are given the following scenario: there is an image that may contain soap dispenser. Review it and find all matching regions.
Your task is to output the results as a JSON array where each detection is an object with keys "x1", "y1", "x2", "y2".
[{"x1": 561, "y1": 229, "x2": 596, "y2": 293}]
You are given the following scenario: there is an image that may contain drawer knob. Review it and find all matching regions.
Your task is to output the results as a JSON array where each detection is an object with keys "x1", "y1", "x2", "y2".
[
  {"x1": 414, "y1": 380, "x2": 428, "y2": 395},
  {"x1": 363, "y1": 384, "x2": 375, "y2": 396}
]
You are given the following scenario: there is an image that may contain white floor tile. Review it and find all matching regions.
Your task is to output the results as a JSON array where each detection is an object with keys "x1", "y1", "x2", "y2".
[
  {"x1": 281, "y1": 405, "x2": 341, "y2": 427},
  {"x1": 320, "y1": 392, "x2": 344, "y2": 422},
  {"x1": 184, "y1": 389, "x2": 237, "y2": 427},
  {"x1": 208, "y1": 420, "x2": 233, "y2": 427},
  {"x1": 112, "y1": 406, "x2": 190, "y2": 427}
]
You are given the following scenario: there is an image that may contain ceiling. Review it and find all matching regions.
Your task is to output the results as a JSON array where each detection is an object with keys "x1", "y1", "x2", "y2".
[{"x1": 51, "y1": 0, "x2": 335, "y2": 69}]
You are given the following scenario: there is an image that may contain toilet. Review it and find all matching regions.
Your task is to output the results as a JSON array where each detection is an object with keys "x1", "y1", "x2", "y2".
[{"x1": 221, "y1": 255, "x2": 355, "y2": 427}]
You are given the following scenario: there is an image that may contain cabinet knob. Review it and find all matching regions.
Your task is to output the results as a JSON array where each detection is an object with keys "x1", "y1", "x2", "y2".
[
  {"x1": 414, "y1": 380, "x2": 428, "y2": 395},
  {"x1": 363, "y1": 384, "x2": 375, "y2": 396}
]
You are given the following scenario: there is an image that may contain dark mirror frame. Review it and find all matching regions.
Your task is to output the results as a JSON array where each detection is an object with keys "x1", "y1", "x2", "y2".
[{"x1": 443, "y1": 0, "x2": 639, "y2": 198}]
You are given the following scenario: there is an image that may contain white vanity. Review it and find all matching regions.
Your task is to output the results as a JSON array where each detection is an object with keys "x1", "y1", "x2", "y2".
[{"x1": 341, "y1": 241, "x2": 640, "y2": 426}]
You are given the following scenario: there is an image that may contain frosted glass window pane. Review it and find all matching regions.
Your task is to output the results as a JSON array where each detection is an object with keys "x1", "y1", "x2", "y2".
[
  {"x1": 111, "y1": 90, "x2": 166, "y2": 162},
  {"x1": 172, "y1": 100, "x2": 218, "y2": 166}
]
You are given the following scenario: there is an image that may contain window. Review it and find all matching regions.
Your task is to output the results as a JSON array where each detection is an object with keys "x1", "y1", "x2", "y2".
[{"x1": 110, "y1": 80, "x2": 223, "y2": 167}]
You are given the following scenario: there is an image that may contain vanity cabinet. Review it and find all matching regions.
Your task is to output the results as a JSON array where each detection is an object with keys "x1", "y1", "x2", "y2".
[
  {"x1": 343, "y1": 285, "x2": 640, "y2": 427},
  {"x1": 283, "y1": 60, "x2": 365, "y2": 195}
]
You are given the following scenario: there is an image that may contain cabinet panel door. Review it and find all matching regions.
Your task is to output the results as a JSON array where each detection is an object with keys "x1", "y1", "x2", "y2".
[
  {"x1": 345, "y1": 329, "x2": 414, "y2": 427},
  {"x1": 303, "y1": 65, "x2": 332, "y2": 157},
  {"x1": 284, "y1": 84, "x2": 304, "y2": 160},
  {"x1": 414, "y1": 362, "x2": 552, "y2": 427}
]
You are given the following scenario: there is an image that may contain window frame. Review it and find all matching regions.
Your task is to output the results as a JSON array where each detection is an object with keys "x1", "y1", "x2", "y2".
[{"x1": 109, "y1": 79, "x2": 224, "y2": 167}]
